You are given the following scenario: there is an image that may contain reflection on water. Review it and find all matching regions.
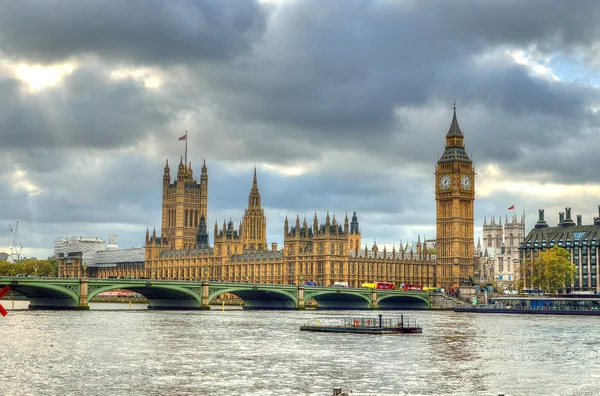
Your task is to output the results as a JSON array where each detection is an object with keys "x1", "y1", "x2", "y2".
[{"x1": 2, "y1": 306, "x2": 600, "y2": 395}]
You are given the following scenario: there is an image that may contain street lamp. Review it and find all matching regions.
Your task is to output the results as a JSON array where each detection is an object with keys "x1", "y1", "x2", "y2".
[{"x1": 82, "y1": 262, "x2": 88, "y2": 278}]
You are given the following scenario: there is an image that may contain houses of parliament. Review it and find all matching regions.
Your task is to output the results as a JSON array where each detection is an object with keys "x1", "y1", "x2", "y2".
[
  {"x1": 142, "y1": 104, "x2": 475, "y2": 288},
  {"x1": 59, "y1": 104, "x2": 475, "y2": 288}
]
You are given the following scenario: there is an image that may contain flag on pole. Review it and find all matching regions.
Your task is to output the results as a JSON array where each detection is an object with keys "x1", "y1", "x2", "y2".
[
  {"x1": 508, "y1": 205, "x2": 515, "y2": 210},
  {"x1": 178, "y1": 133, "x2": 187, "y2": 141}
]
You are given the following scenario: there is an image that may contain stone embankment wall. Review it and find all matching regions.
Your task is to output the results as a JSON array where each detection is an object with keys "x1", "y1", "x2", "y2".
[{"x1": 431, "y1": 293, "x2": 464, "y2": 309}]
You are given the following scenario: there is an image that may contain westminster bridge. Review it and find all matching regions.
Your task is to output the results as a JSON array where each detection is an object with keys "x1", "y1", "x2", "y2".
[{"x1": 0, "y1": 277, "x2": 433, "y2": 310}]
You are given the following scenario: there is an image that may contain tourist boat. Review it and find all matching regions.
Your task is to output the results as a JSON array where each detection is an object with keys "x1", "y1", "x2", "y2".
[
  {"x1": 300, "y1": 314, "x2": 422, "y2": 334},
  {"x1": 453, "y1": 294, "x2": 600, "y2": 316}
]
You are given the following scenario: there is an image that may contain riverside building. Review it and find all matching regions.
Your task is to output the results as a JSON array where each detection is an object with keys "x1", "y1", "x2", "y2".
[{"x1": 520, "y1": 206, "x2": 600, "y2": 292}]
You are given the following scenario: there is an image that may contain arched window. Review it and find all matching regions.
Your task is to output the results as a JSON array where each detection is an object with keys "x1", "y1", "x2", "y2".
[{"x1": 487, "y1": 234, "x2": 492, "y2": 247}]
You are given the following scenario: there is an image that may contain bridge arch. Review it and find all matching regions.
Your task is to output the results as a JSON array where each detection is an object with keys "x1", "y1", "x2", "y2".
[
  {"x1": 209, "y1": 286, "x2": 298, "y2": 310},
  {"x1": 304, "y1": 290, "x2": 372, "y2": 310},
  {"x1": 88, "y1": 283, "x2": 202, "y2": 310},
  {"x1": 6, "y1": 283, "x2": 80, "y2": 309},
  {"x1": 377, "y1": 293, "x2": 430, "y2": 309}
]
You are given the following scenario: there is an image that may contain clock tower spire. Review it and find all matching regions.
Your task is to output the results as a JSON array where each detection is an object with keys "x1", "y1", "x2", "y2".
[{"x1": 435, "y1": 101, "x2": 475, "y2": 289}]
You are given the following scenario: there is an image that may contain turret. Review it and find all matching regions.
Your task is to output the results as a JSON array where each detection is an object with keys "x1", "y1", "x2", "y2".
[
  {"x1": 344, "y1": 213, "x2": 349, "y2": 233},
  {"x1": 163, "y1": 159, "x2": 170, "y2": 185},
  {"x1": 196, "y1": 214, "x2": 209, "y2": 248},
  {"x1": 350, "y1": 212, "x2": 359, "y2": 234},
  {"x1": 284, "y1": 215, "x2": 289, "y2": 235},
  {"x1": 177, "y1": 157, "x2": 185, "y2": 182},
  {"x1": 313, "y1": 213, "x2": 318, "y2": 234}
]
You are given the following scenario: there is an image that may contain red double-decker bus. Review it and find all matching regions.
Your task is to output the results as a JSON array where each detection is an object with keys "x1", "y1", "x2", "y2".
[
  {"x1": 402, "y1": 283, "x2": 422, "y2": 291},
  {"x1": 375, "y1": 282, "x2": 395, "y2": 290}
]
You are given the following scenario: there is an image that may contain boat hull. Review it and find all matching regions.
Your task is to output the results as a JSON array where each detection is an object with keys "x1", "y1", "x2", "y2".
[{"x1": 299, "y1": 325, "x2": 422, "y2": 334}]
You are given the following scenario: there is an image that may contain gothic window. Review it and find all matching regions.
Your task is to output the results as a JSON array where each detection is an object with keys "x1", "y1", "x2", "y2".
[
  {"x1": 487, "y1": 234, "x2": 492, "y2": 247},
  {"x1": 330, "y1": 244, "x2": 335, "y2": 255},
  {"x1": 185, "y1": 210, "x2": 188, "y2": 227}
]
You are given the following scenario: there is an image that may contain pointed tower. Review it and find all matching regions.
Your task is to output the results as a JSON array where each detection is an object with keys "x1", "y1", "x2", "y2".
[
  {"x1": 158, "y1": 152, "x2": 209, "y2": 250},
  {"x1": 196, "y1": 214, "x2": 209, "y2": 248},
  {"x1": 348, "y1": 211, "x2": 361, "y2": 251},
  {"x1": 435, "y1": 101, "x2": 475, "y2": 287},
  {"x1": 241, "y1": 167, "x2": 267, "y2": 250}
]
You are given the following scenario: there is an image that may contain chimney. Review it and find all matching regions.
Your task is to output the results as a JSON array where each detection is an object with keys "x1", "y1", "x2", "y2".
[
  {"x1": 272, "y1": 242, "x2": 278, "y2": 251},
  {"x1": 535, "y1": 209, "x2": 548, "y2": 229},
  {"x1": 563, "y1": 207, "x2": 576, "y2": 226},
  {"x1": 559, "y1": 212, "x2": 564, "y2": 225},
  {"x1": 577, "y1": 215, "x2": 582, "y2": 226}
]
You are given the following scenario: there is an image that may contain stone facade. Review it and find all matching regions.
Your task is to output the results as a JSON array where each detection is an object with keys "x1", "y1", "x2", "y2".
[
  {"x1": 435, "y1": 102, "x2": 475, "y2": 288},
  {"x1": 478, "y1": 213, "x2": 525, "y2": 289}
]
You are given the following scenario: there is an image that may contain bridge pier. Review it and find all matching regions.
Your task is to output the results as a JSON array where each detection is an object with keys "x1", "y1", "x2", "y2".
[
  {"x1": 297, "y1": 286, "x2": 305, "y2": 310},
  {"x1": 200, "y1": 281, "x2": 211, "y2": 310},
  {"x1": 78, "y1": 278, "x2": 90, "y2": 309},
  {"x1": 371, "y1": 290, "x2": 379, "y2": 309}
]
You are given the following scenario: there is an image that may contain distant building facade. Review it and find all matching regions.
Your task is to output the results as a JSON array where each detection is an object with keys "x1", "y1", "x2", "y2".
[
  {"x1": 478, "y1": 213, "x2": 525, "y2": 289},
  {"x1": 56, "y1": 235, "x2": 145, "y2": 278},
  {"x1": 520, "y1": 206, "x2": 600, "y2": 292}
]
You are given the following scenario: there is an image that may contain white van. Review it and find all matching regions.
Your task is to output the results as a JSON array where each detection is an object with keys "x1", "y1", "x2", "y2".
[{"x1": 333, "y1": 282, "x2": 349, "y2": 288}]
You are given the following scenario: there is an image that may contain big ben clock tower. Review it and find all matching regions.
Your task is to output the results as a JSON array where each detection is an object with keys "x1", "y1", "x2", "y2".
[{"x1": 435, "y1": 101, "x2": 475, "y2": 288}]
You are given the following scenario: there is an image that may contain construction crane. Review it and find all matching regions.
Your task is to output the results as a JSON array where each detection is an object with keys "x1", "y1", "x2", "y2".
[{"x1": 8, "y1": 222, "x2": 23, "y2": 262}]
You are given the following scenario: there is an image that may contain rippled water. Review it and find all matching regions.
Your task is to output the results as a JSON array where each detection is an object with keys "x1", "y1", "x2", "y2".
[{"x1": 2, "y1": 302, "x2": 600, "y2": 395}]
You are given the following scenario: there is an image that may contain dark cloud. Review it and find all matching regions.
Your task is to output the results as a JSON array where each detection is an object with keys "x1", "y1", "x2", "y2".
[{"x1": 0, "y1": 0, "x2": 267, "y2": 65}]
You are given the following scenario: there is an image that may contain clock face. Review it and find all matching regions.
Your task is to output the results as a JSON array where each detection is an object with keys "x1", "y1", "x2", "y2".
[
  {"x1": 461, "y1": 175, "x2": 471, "y2": 190},
  {"x1": 439, "y1": 174, "x2": 451, "y2": 190}
]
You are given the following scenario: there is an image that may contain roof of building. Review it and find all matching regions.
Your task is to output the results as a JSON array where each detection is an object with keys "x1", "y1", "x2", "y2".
[
  {"x1": 158, "y1": 247, "x2": 213, "y2": 258},
  {"x1": 88, "y1": 248, "x2": 145, "y2": 267},
  {"x1": 446, "y1": 103, "x2": 463, "y2": 138},
  {"x1": 230, "y1": 250, "x2": 282, "y2": 261},
  {"x1": 522, "y1": 224, "x2": 600, "y2": 249}
]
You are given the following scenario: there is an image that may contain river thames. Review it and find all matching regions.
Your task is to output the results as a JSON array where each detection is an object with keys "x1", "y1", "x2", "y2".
[{"x1": 2, "y1": 302, "x2": 599, "y2": 395}]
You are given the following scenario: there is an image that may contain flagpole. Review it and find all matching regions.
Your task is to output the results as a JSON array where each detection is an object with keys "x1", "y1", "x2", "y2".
[{"x1": 185, "y1": 130, "x2": 188, "y2": 164}]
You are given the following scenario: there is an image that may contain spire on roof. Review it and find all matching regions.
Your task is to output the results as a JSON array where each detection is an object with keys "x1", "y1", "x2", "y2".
[{"x1": 446, "y1": 100, "x2": 463, "y2": 138}]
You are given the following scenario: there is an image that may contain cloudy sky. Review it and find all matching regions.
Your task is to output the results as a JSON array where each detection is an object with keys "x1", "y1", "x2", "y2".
[{"x1": 1, "y1": 0, "x2": 600, "y2": 259}]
